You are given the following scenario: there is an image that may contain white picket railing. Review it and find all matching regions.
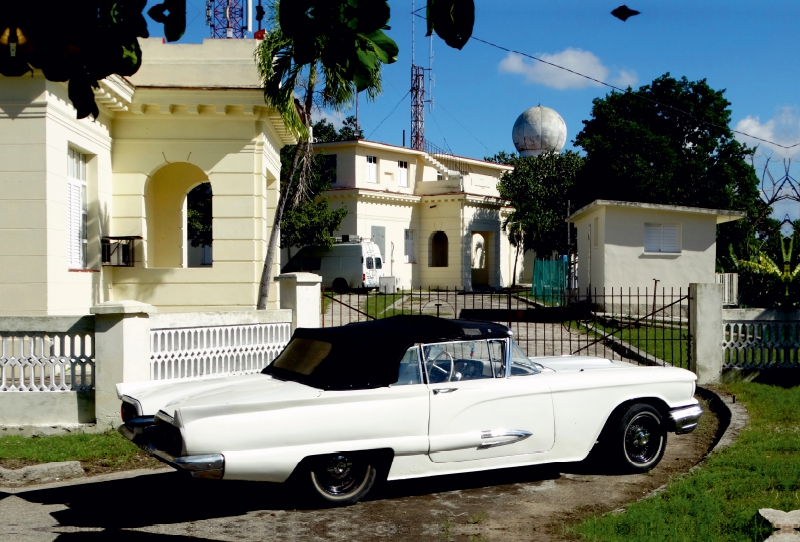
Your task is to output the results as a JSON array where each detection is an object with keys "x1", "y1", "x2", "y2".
[
  {"x1": 149, "y1": 322, "x2": 291, "y2": 381},
  {"x1": 0, "y1": 317, "x2": 95, "y2": 392}
]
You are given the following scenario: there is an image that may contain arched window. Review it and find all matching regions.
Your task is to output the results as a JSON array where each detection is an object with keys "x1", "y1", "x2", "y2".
[
  {"x1": 430, "y1": 231, "x2": 448, "y2": 267},
  {"x1": 187, "y1": 183, "x2": 212, "y2": 267}
]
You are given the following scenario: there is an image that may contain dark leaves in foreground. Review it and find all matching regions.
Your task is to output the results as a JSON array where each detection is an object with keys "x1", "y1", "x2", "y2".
[
  {"x1": 611, "y1": 5, "x2": 640, "y2": 22},
  {"x1": 0, "y1": 1, "x2": 185, "y2": 119}
]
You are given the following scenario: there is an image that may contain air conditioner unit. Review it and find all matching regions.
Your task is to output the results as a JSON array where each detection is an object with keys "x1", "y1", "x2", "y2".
[{"x1": 102, "y1": 237, "x2": 139, "y2": 267}]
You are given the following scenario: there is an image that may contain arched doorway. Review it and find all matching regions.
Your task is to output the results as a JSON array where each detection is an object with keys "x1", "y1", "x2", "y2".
[
  {"x1": 430, "y1": 231, "x2": 448, "y2": 267},
  {"x1": 471, "y1": 232, "x2": 489, "y2": 287},
  {"x1": 145, "y1": 162, "x2": 209, "y2": 268}
]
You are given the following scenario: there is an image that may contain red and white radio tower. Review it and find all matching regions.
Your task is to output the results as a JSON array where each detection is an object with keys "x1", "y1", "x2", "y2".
[{"x1": 206, "y1": 0, "x2": 250, "y2": 39}]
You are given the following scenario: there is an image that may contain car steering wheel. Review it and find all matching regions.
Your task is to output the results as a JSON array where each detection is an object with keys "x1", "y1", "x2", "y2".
[{"x1": 427, "y1": 351, "x2": 455, "y2": 383}]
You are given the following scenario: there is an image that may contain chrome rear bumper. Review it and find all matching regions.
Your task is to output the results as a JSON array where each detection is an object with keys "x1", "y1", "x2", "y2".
[
  {"x1": 149, "y1": 447, "x2": 225, "y2": 480},
  {"x1": 669, "y1": 405, "x2": 703, "y2": 434}
]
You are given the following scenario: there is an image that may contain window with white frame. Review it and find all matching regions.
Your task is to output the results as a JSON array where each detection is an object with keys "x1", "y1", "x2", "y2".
[
  {"x1": 398, "y1": 160, "x2": 408, "y2": 187},
  {"x1": 366, "y1": 155, "x2": 377, "y2": 183},
  {"x1": 644, "y1": 223, "x2": 681, "y2": 253},
  {"x1": 67, "y1": 149, "x2": 88, "y2": 268},
  {"x1": 404, "y1": 229, "x2": 415, "y2": 262}
]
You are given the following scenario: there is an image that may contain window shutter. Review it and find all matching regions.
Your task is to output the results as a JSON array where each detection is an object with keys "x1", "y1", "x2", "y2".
[
  {"x1": 662, "y1": 224, "x2": 680, "y2": 252},
  {"x1": 367, "y1": 156, "x2": 377, "y2": 183},
  {"x1": 404, "y1": 230, "x2": 414, "y2": 263},
  {"x1": 67, "y1": 181, "x2": 83, "y2": 266},
  {"x1": 644, "y1": 223, "x2": 661, "y2": 252}
]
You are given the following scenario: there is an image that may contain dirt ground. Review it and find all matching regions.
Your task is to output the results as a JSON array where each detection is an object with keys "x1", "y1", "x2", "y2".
[{"x1": 2, "y1": 395, "x2": 719, "y2": 542}]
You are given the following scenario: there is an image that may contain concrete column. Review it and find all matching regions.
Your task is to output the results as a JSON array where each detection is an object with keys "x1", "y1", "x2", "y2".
[
  {"x1": 275, "y1": 272, "x2": 322, "y2": 330},
  {"x1": 90, "y1": 300, "x2": 156, "y2": 429},
  {"x1": 689, "y1": 283, "x2": 723, "y2": 385}
]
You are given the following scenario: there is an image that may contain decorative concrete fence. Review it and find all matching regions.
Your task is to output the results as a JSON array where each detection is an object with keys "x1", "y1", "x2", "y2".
[
  {"x1": 0, "y1": 272, "x2": 322, "y2": 429},
  {"x1": 723, "y1": 309, "x2": 800, "y2": 370}
]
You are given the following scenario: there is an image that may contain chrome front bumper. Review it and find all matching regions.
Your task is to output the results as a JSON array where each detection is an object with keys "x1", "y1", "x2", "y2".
[
  {"x1": 149, "y1": 447, "x2": 225, "y2": 480},
  {"x1": 669, "y1": 405, "x2": 703, "y2": 434}
]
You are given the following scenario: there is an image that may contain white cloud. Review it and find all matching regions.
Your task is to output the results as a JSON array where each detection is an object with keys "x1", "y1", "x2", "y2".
[
  {"x1": 735, "y1": 107, "x2": 800, "y2": 159},
  {"x1": 498, "y1": 49, "x2": 638, "y2": 90}
]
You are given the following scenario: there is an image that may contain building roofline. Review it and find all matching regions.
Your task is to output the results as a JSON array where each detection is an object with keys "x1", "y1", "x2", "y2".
[
  {"x1": 567, "y1": 199, "x2": 747, "y2": 224},
  {"x1": 313, "y1": 139, "x2": 514, "y2": 170}
]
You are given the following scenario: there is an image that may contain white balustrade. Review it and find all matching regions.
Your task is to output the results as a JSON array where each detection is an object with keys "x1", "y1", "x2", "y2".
[
  {"x1": 149, "y1": 322, "x2": 291, "y2": 381},
  {"x1": 0, "y1": 332, "x2": 95, "y2": 392}
]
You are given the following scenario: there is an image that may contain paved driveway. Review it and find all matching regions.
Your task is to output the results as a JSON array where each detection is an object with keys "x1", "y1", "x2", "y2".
[{"x1": 1, "y1": 405, "x2": 717, "y2": 542}]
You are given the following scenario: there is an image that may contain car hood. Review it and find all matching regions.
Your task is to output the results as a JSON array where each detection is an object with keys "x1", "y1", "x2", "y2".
[
  {"x1": 532, "y1": 355, "x2": 640, "y2": 372},
  {"x1": 118, "y1": 374, "x2": 321, "y2": 418}
]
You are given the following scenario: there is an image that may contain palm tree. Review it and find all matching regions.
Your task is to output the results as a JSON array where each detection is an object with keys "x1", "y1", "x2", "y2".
[{"x1": 253, "y1": 1, "x2": 397, "y2": 308}]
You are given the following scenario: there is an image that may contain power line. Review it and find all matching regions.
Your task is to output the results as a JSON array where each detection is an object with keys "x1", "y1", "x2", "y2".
[
  {"x1": 436, "y1": 101, "x2": 489, "y2": 153},
  {"x1": 367, "y1": 90, "x2": 410, "y2": 140},
  {"x1": 470, "y1": 35, "x2": 800, "y2": 151}
]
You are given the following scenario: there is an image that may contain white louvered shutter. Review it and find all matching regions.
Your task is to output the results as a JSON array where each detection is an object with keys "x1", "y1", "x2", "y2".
[
  {"x1": 662, "y1": 224, "x2": 680, "y2": 253},
  {"x1": 404, "y1": 230, "x2": 414, "y2": 263},
  {"x1": 67, "y1": 181, "x2": 82, "y2": 266},
  {"x1": 644, "y1": 223, "x2": 661, "y2": 252}
]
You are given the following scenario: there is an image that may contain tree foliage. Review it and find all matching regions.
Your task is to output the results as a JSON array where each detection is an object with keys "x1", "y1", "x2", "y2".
[
  {"x1": 496, "y1": 151, "x2": 585, "y2": 257},
  {"x1": 574, "y1": 73, "x2": 768, "y2": 269},
  {"x1": 186, "y1": 183, "x2": 212, "y2": 248},
  {"x1": 279, "y1": 117, "x2": 360, "y2": 251},
  {"x1": 0, "y1": 1, "x2": 185, "y2": 119}
]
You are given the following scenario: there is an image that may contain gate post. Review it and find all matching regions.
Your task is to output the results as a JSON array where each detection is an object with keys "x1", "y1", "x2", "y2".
[
  {"x1": 689, "y1": 283, "x2": 723, "y2": 384},
  {"x1": 275, "y1": 272, "x2": 322, "y2": 330}
]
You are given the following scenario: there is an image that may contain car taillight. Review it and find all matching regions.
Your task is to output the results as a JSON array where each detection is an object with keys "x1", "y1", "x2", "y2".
[
  {"x1": 362, "y1": 273, "x2": 365, "y2": 281},
  {"x1": 120, "y1": 402, "x2": 137, "y2": 423}
]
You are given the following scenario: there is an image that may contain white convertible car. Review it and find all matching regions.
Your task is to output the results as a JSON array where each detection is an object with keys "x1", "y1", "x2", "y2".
[{"x1": 118, "y1": 316, "x2": 702, "y2": 505}]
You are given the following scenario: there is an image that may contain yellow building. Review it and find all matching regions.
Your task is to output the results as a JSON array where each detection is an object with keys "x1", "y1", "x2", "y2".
[
  {"x1": 312, "y1": 139, "x2": 520, "y2": 290},
  {"x1": 0, "y1": 38, "x2": 293, "y2": 315}
]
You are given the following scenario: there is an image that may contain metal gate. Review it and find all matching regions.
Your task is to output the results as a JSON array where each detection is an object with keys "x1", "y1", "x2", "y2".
[{"x1": 321, "y1": 286, "x2": 690, "y2": 369}]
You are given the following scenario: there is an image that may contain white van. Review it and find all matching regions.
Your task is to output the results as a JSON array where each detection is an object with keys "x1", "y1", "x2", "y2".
[{"x1": 282, "y1": 237, "x2": 384, "y2": 293}]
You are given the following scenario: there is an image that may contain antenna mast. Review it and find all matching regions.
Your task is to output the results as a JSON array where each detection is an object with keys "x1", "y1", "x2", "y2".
[
  {"x1": 410, "y1": 0, "x2": 429, "y2": 150},
  {"x1": 207, "y1": 0, "x2": 250, "y2": 39}
]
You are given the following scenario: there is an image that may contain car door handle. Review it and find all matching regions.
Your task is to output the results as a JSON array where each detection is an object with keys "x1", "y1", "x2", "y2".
[{"x1": 433, "y1": 388, "x2": 458, "y2": 395}]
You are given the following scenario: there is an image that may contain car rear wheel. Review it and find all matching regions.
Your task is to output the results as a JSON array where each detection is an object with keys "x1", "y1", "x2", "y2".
[
  {"x1": 611, "y1": 403, "x2": 666, "y2": 473},
  {"x1": 309, "y1": 453, "x2": 377, "y2": 505},
  {"x1": 332, "y1": 278, "x2": 349, "y2": 294}
]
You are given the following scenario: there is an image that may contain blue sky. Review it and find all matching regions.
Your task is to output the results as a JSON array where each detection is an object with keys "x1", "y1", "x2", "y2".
[{"x1": 146, "y1": 0, "x2": 800, "y2": 220}]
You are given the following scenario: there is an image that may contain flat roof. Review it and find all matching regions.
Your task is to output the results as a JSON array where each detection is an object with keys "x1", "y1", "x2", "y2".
[
  {"x1": 567, "y1": 199, "x2": 747, "y2": 224},
  {"x1": 313, "y1": 139, "x2": 514, "y2": 171}
]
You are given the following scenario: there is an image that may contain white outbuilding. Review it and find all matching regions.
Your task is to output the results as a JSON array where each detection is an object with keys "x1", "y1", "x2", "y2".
[{"x1": 568, "y1": 200, "x2": 746, "y2": 295}]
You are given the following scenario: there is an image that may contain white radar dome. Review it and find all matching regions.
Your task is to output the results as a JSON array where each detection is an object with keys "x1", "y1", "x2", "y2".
[{"x1": 512, "y1": 105, "x2": 567, "y2": 157}]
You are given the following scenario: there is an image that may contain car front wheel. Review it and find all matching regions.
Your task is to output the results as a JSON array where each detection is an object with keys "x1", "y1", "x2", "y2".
[
  {"x1": 309, "y1": 453, "x2": 377, "y2": 505},
  {"x1": 612, "y1": 403, "x2": 666, "y2": 473}
]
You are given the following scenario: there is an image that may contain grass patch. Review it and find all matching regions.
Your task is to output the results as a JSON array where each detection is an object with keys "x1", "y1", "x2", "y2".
[
  {"x1": 570, "y1": 381, "x2": 800, "y2": 541},
  {"x1": 360, "y1": 293, "x2": 405, "y2": 318},
  {"x1": 591, "y1": 322, "x2": 689, "y2": 367},
  {"x1": 0, "y1": 431, "x2": 161, "y2": 475}
]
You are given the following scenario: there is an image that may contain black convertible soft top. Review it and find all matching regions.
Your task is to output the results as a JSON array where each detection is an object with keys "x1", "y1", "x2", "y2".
[{"x1": 262, "y1": 315, "x2": 512, "y2": 390}]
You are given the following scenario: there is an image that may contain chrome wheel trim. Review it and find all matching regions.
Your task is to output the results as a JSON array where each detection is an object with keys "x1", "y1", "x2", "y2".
[
  {"x1": 623, "y1": 411, "x2": 662, "y2": 466},
  {"x1": 310, "y1": 454, "x2": 371, "y2": 500}
]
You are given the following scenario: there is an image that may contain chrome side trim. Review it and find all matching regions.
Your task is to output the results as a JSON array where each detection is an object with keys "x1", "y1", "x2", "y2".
[
  {"x1": 433, "y1": 387, "x2": 458, "y2": 395},
  {"x1": 669, "y1": 405, "x2": 703, "y2": 434},
  {"x1": 478, "y1": 429, "x2": 533, "y2": 449},
  {"x1": 150, "y1": 448, "x2": 225, "y2": 479}
]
